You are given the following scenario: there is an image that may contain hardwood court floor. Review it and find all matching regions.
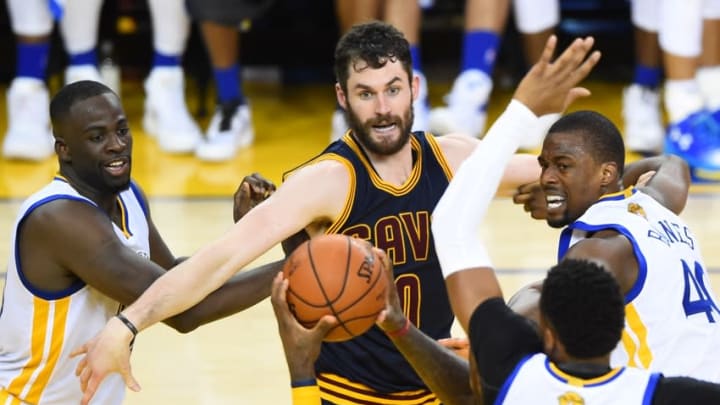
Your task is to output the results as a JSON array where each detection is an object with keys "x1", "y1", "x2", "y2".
[{"x1": 1, "y1": 78, "x2": 719, "y2": 404}]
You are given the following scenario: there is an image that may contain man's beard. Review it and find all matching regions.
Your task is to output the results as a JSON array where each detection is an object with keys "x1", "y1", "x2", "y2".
[{"x1": 345, "y1": 102, "x2": 414, "y2": 156}]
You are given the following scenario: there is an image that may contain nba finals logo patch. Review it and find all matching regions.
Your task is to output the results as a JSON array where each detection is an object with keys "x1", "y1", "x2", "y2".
[
  {"x1": 558, "y1": 391, "x2": 584, "y2": 405},
  {"x1": 627, "y1": 202, "x2": 647, "y2": 220}
]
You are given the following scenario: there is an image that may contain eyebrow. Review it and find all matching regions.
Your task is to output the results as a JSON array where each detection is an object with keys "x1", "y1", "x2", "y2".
[
  {"x1": 82, "y1": 117, "x2": 128, "y2": 133},
  {"x1": 352, "y1": 76, "x2": 403, "y2": 91}
]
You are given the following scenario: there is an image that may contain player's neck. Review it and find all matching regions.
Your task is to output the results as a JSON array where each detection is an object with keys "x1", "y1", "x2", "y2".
[
  {"x1": 555, "y1": 353, "x2": 612, "y2": 378},
  {"x1": 365, "y1": 141, "x2": 414, "y2": 186},
  {"x1": 60, "y1": 169, "x2": 120, "y2": 214}
]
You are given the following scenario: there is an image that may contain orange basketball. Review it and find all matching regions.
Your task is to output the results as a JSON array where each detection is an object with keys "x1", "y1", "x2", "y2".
[{"x1": 282, "y1": 234, "x2": 389, "y2": 342}]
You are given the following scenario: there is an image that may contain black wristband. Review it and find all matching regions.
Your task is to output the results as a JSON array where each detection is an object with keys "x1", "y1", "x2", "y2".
[{"x1": 116, "y1": 313, "x2": 138, "y2": 348}]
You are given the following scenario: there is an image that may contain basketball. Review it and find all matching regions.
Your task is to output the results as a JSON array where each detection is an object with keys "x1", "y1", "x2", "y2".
[{"x1": 282, "y1": 234, "x2": 389, "y2": 342}]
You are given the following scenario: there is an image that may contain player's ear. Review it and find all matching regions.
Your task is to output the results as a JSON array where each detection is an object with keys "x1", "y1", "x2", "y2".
[
  {"x1": 411, "y1": 72, "x2": 420, "y2": 103},
  {"x1": 600, "y1": 162, "x2": 618, "y2": 187},
  {"x1": 335, "y1": 83, "x2": 347, "y2": 110},
  {"x1": 55, "y1": 137, "x2": 71, "y2": 163}
]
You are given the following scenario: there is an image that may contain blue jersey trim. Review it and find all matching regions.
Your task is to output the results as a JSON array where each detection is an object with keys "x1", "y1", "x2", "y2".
[
  {"x1": 562, "y1": 221, "x2": 648, "y2": 303},
  {"x1": 16, "y1": 195, "x2": 93, "y2": 299},
  {"x1": 128, "y1": 180, "x2": 149, "y2": 217},
  {"x1": 642, "y1": 373, "x2": 662, "y2": 405},
  {"x1": 494, "y1": 354, "x2": 534, "y2": 404}
]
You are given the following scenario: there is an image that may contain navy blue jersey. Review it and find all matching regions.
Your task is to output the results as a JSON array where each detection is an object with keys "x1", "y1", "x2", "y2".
[{"x1": 287, "y1": 132, "x2": 454, "y2": 397}]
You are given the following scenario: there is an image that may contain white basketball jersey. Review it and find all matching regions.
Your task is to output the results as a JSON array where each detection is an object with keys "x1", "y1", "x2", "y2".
[
  {"x1": 559, "y1": 187, "x2": 720, "y2": 383},
  {"x1": 0, "y1": 177, "x2": 150, "y2": 404},
  {"x1": 496, "y1": 353, "x2": 660, "y2": 404}
]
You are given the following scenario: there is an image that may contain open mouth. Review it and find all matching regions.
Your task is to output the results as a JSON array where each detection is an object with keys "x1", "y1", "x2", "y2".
[
  {"x1": 372, "y1": 122, "x2": 397, "y2": 133},
  {"x1": 546, "y1": 194, "x2": 566, "y2": 211},
  {"x1": 104, "y1": 157, "x2": 129, "y2": 176}
]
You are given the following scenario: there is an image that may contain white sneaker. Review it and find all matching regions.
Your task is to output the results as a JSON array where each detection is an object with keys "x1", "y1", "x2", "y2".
[
  {"x1": 622, "y1": 84, "x2": 664, "y2": 154},
  {"x1": 412, "y1": 70, "x2": 430, "y2": 132},
  {"x1": 429, "y1": 69, "x2": 492, "y2": 137},
  {"x1": 143, "y1": 67, "x2": 202, "y2": 154},
  {"x1": 64, "y1": 65, "x2": 103, "y2": 85},
  {"x1": 196, "y1": 102, "x2": 254, "y2": 162},
  {"x1": 330, "y1": 109, "x2": 348, "y2": 142},
  {"x1": 2, "y1": 78, "x2": 54, "y2": 161}
]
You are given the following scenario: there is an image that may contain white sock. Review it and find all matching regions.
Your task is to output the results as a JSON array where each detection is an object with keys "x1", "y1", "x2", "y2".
[{"x1": 148, "y1": 0, "x2": 190, "y2": 55}]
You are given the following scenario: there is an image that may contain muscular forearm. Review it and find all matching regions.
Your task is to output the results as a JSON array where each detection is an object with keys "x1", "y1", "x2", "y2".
[
  {"x1": 388, "y1": 325, "x2": 475, "y2": 405},
  {"x1": 123, "y1": 238, "x2": 250, "y2": 330},
  {"x1": 165, "y1": 260, "x2": 282, "y2": 333}
]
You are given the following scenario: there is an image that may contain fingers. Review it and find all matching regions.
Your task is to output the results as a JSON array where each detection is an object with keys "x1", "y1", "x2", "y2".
[
  {"x1": 313, "y1": 315, "x2": 339, "y2": 337},
  {"x1": 636, "y1": 170, "x2": 657, "y2": 187},
  {"x1": 575, "y1": 47, "x2": 602, "y2": 77},
  {"x1": 122, "y1": 368, "x2": 141, "y2": 392},
  {"x1": 70, "y1": 343, "x2": 88, "y2": 359},
  {"x1": 551, "y1": 36, "x2": 594, "y2": 79},
  {"x1": 562, "y1": 87, "x2": 593, "y2": 111},
  {"x1": 535, "y1": 34, "x2": 558, "y2": 68},
  {"x1": 513, "y1": 192, "x2": 531, "y2": 205},
  {"x1": 247, "y1": 173, "x2": 276, "y2": 197},
  {"x1": 376, "y1": 309, "x2": 388, "y2": 324},
  {"x1": 373, "y1": 248, "x2": 392, "y2": 276},
  {"x1": 80, "y1": 373, "x2": 102, "y2": 405},
  {"x1": 75, "y1": 355, "x2": 88, "y2": 377}
]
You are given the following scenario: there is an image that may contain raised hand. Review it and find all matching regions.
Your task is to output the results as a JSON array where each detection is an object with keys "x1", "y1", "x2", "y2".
[
  {"x1": 513, "y1": 35, "x2": 602, "y2": 117},
  {"x1": 233, "y1": 172, "x2": 277, "y2": 223}
]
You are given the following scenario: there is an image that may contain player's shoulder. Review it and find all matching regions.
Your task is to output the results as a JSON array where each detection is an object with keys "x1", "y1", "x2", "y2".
[
  {"x1": 432, "y1": 132, "x2": 480, "y2": 168},
  {"x1": 287, "y1": 155, "x2": 353, "y2": 181}
]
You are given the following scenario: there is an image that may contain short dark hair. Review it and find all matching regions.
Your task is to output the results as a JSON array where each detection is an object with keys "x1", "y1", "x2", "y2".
[
  {"x1": 333, "y1": 21, "x2": 413, "y2": 93},
  {"x1": 540, "y1": 259, "x2": 625, "y2": 358},
  {"x1": 547, "y1": 110, "x2": 625, "y2": 177},
  {"x1": 50, "y1": 80, "x2": 115, "y2": 131}
]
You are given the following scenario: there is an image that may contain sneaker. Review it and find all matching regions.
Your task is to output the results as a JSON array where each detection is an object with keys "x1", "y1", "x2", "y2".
[
  {"x1": 665, "y1": 110, "x2": 720, "y2": 182},
  {"x1": 143, "y1": 67, "x2": 202, "y2": 154},
  {"x1": 196, "y1": 101, "x2": 254, "y2": 162},
  {"x1": 65, "y1": 65, "x2": 103, "y2": 85},
  {"x1": 2, "y1": 78, "x2": 54, "y2": 161},
  {"x1": 428, "y1": 69, "x2": 492, "y2": 137},
  {"x1": 622, "y1": 84, "x2": 664, "y2": 155},
  {"x1": 330, "y1": 109, "x2": 348, "y2": 142},
  {"x1": 412, "y1": 70, "x2": 430, "y2": 132}
]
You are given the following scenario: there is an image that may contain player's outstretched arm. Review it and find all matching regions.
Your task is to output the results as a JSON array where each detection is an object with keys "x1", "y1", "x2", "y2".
[
  {"x1": 375, "y1": 250, "x2": 476, "y2": 405},
  {"x1": 71, "y1": 160, "x2": 351, "y2": 404}
]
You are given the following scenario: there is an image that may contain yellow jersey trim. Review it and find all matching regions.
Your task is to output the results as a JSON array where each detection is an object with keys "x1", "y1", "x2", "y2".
[
  {"x1": 0, "y1": 388, "x2": 23, "y2": 405},
  {"x1": 424, "y1": 133, "x2": 453, "y2": 181},
  {"x1": 548, "y1": 362, "x2": 623, "y2": 387},
  {"x1": 598, "y1": 186, "x2": 635, "y2": 201},
  {"x1": 312, "y1": 154, "x2": 356, "y2": 235},
  {"x1": 344, "y1": 135, "x2": 422, "y2": 196},
  {"x1": 621, "y1": 303, "x2": 653, "y2": 368},
  {"x1": 6, "y1": 296, "x2": 70, "y2": 403},
  {"x1": 318, "y1": 373, "x2": 440, "y2": 404}
]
